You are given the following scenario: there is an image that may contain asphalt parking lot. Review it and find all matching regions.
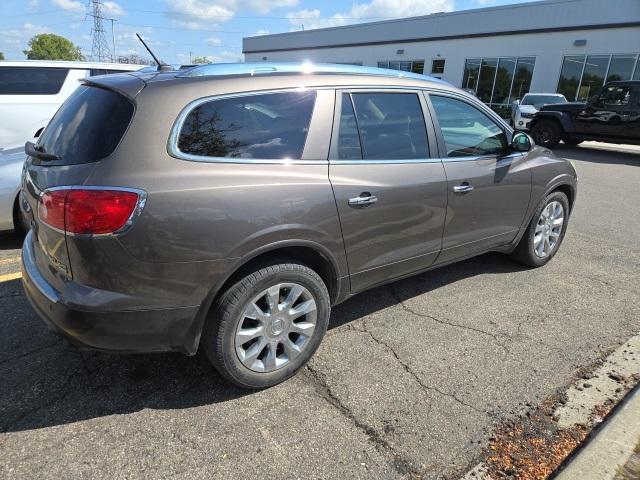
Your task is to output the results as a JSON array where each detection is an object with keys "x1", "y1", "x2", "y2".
[{"x1": 1, "y1": 142, "x2": 639, "y2": 479}]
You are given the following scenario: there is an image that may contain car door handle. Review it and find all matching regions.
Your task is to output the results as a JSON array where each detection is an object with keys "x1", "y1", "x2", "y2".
[
  {"x1": 348, "y1": 192, "x2": 378, "y2": 208},
  {"x1": 453, "y1": 183, "x2": 474, "y2": 194}
]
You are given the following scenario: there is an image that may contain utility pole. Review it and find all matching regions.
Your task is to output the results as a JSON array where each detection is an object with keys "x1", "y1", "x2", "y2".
[
  {"x1": 189, "y1": 51, "x2": 193, "y2": 63},
  {"x1": 88, "y1": 0, "x2": 113, "y2": 62}
]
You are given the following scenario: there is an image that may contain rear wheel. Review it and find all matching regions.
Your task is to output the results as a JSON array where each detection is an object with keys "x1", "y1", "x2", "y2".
[
  {"x1": 510, "y1": 191, "x2": 570, "y2": 267},
  {"x1": 201, "y1": 262, "x2": 330, "y2": 389},
  {"x1": 531, "y1": 120, "x2": 562, "y2": 148}
]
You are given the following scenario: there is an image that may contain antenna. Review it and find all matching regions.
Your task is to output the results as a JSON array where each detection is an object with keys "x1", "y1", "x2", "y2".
[
  {"x1": 135, "y1": 33, "x2": 171, "y2": 71},
  {"x1": 88, "y1": 0, "x2": 113, "y2": 62}
]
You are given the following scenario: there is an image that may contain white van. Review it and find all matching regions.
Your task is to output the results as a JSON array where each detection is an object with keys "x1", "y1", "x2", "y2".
[{"x1": 0, "y1": 60, "x2": 145, "y2": 150}]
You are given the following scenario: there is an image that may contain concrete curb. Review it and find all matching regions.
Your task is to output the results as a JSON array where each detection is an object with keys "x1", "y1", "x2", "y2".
[{"x1": 554, "y1": 386, "x2": 640, "y2": 480}]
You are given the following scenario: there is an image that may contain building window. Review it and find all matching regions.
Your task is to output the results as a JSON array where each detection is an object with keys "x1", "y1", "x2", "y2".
[
  {"x1": 431, "y1": 59, "x2": 445, "y2": 75},
  {"x1": 378, "y1": 60, "x2": 424, "y2": 74},
  {"x1": 462, "y1": 56, "x2": 536, "y2": 117},
  {"x1": 557, "y1": 53, "x2": 640, "y2": 101}
]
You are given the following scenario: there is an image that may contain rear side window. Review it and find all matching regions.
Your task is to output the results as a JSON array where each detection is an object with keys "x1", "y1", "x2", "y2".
[
  {"x1": 36, "y1": 85, "x2": 134, "y2": 165},
  {"x1": 0, "y1": 67, "x2": 69, "y2": 95},
  {"x1": 338, "y1": 92, "x2": 429, "y2": 160},
  {"x1": 90, "y1": 69, "x2": 131, "y2": 76},
  {"x1": 177, "y1": 91, "x2": 317, "y2": 160}
]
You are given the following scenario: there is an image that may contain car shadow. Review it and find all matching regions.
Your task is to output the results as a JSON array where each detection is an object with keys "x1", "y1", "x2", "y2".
[
  {"x1": 0, "y1": 231, "x2": 24, "y2": 250},
  {"x1": 554, "y1": 144, "x2": 639, "y2": 166},
  {"x1": 0, "y1": 252, "x2": 525, "y2": 433}
]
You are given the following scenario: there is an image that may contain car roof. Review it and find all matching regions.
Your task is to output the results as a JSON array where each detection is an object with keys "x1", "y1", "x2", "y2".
[
  {"x1": 523, "y1": 93, "x2": 565, "y2": 96},
  {"x1": 175, "y1": 62, "x2": 449, "y2": 85},
  {"x1": 0, "y1": 60, "x2": 146, "y2": 70}
]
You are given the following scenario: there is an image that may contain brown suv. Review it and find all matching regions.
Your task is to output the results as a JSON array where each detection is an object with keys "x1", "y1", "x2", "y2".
[{"x1": 21, "y1": 63, "x2": 577, "y2": 389}]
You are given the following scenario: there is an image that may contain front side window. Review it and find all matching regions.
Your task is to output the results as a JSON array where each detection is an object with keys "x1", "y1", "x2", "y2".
[
  {"x1": 177, "y1": 90, "x2": 316, "y2": 160},
  {"x1": 594, "y1": 85, "x2": 631, "y2": 108},
  {"x1": 430, "y1": 95, "x2": 507, "y2": 158},
  {"x1": 338, "y1": 92, "x2": 429, "y2": 160},
  {"x1": 0, "y1": 67, "x2": 68, "y2": 95}
]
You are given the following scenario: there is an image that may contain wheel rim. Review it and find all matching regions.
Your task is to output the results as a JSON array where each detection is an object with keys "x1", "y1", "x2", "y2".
[
  {"x1": 536, "y1": 126, "x2": 553, "y2": 144},
  {"x1": 235, "y1": 283, "x2": 317, "y2": 373},
  {"x1": 534, "y1": 200, "x2": 564, "y2": 258}
]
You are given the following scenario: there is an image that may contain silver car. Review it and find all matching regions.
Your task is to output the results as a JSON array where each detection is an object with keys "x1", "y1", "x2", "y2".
[{"x1": 0, "y1": 146, "x2": 28, "y2": 232}]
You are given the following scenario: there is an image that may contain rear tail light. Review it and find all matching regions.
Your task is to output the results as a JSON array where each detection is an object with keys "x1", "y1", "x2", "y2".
[{"x1": 38, "y1": 188, "x2": 144, "y2": 235}]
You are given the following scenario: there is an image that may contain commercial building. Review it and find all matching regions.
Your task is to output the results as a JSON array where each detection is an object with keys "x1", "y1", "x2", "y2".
[{"x1": 243, "y1": 0, "x2": 640, "y2": 116}]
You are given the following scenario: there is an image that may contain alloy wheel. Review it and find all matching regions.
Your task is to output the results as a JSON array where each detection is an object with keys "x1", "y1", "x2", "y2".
[
  {"x1": 534, "y1": 200, "x2": 564, "y2": 258},
  {"x1": 234, "y1": 283, "x2": 317, "y2": 373}
]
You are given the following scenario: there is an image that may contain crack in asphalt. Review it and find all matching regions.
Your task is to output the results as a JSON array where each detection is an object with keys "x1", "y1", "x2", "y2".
[
  {"x1": 355, "y1": 319, "x2": 485, "y2": 415},
  {"x1": 304, "y1": 363, "x2": 420, "y2": 478},
  {"x1": 388, "y1": 284, "x2": 510, "y2": 354},
  {"x1": 0, "y1": 338, "x2": 61, "y2": 366}
]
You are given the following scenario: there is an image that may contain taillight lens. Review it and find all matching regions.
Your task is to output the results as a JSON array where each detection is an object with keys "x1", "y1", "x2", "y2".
[{"x1": 39, "y1": 189, "x2": 141, "y2": 235}]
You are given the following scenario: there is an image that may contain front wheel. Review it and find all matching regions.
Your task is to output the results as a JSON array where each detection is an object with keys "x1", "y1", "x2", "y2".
[
  {"x1": 201, "y1": 262, "x2": 330, "y2": 389},
  {"x1": 530, "y1": 120, "x2": 562, "y2": 148},
  {"x1": 510, "y1": 191, "x2": 570, "y2": 267}
]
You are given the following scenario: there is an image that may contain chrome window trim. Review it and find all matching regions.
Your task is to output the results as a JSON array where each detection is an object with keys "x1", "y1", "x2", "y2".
[
  {"x1": 167, "y1": 87, "x2": 327, "y2": 165},
  {"x1": 424, "y1": 90, "x2": 515, "y2": 162},
  {"x1": 38, "y1": 185, "x2": 148, "y2": 238}
]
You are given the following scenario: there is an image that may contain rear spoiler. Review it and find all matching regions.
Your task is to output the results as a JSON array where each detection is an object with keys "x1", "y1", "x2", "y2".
[{"x1": 80, "y1": 74, "x2": 147, "y2": 101}]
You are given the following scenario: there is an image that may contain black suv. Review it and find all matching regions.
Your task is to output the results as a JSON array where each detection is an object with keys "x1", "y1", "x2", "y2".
[{"x1": 529, "y1": 81, "x2": 640, "y2": 148}]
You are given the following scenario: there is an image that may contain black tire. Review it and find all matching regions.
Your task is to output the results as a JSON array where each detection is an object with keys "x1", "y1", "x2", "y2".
[
  {"x1": 563, "y1": 138, "x2": 583, "y2": 146},
  {"x1": 12, "y1": 196, "x2": 30, "y2": 236},
  {"x1": 510, "y1": 191, "x2": 570, "y2": 268},
  {"x1": 201, "y1": 262, "x2": 330, "y2": 389},
  {"x1": 530, "y1": 120, "x2": 562, "y2": 148}
]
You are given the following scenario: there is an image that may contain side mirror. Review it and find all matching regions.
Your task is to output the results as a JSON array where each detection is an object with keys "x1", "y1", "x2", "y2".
[{"x1": 511, "y1": 132, "x2": 532, "y2": 152}]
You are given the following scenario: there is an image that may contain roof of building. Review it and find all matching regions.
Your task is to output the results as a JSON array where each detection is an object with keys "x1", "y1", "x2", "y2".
[{"x1": 243, "y1": 0, "x2": 640, "y2": 54}]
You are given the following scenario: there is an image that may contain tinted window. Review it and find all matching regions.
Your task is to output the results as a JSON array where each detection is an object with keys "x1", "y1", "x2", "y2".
[
  {"x1": 578, "y1": 55, "x2": 609, "y2": 101},
  {"x1": 594, "y1": 85, "x2": 631, "y2": 108},
  {"x1": 178, "y1": 91, "x2": 316, "y2": 160},
  {"x1": 90, "y1": 69, "x2": 132, "y2": 76},
  {"x1": 36, "y1": 86, "x2": 134, "y2": 165},
  {"x1": 337, "y1": 94, "x2": 362, "y2": 160},
  {"x1": 557, "y1": 56, "x2": 586, "y2": 100},
  {"x1": 0, "y1": 67, "x2": 68, "y2": 95},
  {"x1": 430, "y1": 95, "x2": 507, "y2": 158},
  {"x1": 348, "y1": 93, "x2": 429, "y2": 160},
  {"x1": 522, "y1": 95, "x2": 566, "y2": 105}
]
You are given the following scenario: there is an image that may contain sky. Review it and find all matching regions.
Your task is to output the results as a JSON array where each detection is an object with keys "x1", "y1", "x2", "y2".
[{"x1": 0, "y1": 0, "x2": 539, "y2": 64}]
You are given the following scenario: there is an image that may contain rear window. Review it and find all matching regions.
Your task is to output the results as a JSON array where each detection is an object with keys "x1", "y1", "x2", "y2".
[
  {"x1": 177, "y1": 91, "x2": 317, "y2": 160},
  {"x1": 0, "y1": 67, "x2": 69, "y2": 95},
  {"x1": 36, "y1": 85, "x2": 134, "y2": 165}
]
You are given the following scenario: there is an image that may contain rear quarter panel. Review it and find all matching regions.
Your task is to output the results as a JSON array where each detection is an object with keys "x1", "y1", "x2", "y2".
[{"x1": 71, "y1": 79, "x2": 347, "y2": 309}]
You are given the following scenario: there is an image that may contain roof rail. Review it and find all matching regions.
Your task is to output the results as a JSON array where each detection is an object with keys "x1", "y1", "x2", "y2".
[{"x1": 177, "y1": 62, "x2": 448, "y2": 84}]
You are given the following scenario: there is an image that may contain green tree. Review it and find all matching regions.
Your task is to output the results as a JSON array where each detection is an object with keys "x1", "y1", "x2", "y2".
[
  {"x1": 0, "y1": 52, "x2": 5, "y2": 60},
  {"x1": 23, "y1": 34, "x2": 84, "y2": 61},
  {"x1": 192, "y1": 56, "x2": 211, "y2": 64}
]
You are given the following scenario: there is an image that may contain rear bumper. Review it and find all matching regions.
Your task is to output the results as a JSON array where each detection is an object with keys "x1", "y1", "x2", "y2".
[{"x1": 21, "y1": 231, "x2": 201, "y2": 355}]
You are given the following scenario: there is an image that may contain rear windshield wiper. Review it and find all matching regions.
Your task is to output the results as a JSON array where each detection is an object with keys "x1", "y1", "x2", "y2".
[{"x1": 25, "y1": 141, "x2": 60, "y2": 161}]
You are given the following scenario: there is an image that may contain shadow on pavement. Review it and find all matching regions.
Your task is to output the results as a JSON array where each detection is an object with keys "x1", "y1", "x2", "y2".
[
  {"x1": 0, "y1": 252, "x2": 524, "y2": 433},
  {"x1": 0, "y1": 231, "x2": 24, "y2": 251},
  {"x1": 554, "y1": 144, "x2": 639, "y2": 166}
]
